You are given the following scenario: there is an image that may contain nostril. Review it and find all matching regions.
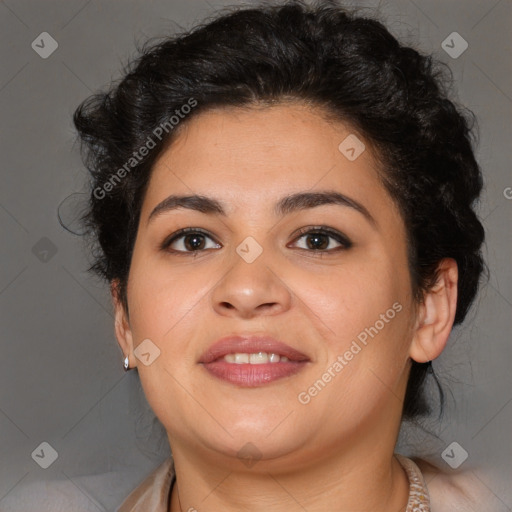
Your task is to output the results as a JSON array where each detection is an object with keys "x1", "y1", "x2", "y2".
[{"x1": 256, "y1": 302, "x2": 279, "y2": 311}]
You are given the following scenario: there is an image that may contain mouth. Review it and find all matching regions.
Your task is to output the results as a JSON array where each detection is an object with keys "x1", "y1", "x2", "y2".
[{"x1": 198, "y1": 335, "x2": 310, "y2": 387}]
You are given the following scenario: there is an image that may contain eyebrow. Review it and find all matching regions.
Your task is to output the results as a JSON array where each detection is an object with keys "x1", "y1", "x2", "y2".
[{"x1": 147, "y1": 190, "x2": 376, "y2": 226}]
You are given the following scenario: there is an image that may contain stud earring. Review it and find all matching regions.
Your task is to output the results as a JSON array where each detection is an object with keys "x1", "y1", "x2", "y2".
[{"x1": 123, "y1": 355, "x2": 130, "y2": 371}]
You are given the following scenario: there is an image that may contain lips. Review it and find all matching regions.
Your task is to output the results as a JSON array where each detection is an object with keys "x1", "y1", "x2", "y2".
[
  {"x1": 198, "y1": 334, "x2": 310, "y2": 387},
  {"x1": 198, "y1": 335, "x2": 309, "y2": 364}
]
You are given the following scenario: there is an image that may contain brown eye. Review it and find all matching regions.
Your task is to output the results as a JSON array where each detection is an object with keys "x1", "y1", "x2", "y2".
[
  {"x1": 161, "y1": 228, "x2": 221, "y2": 253},
  {"x1": 289, "y1": 227, "x2": 352, "y2": 252}
]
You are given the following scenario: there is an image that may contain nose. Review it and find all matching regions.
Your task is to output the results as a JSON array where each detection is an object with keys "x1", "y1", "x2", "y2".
[{"x1": 210, "y1": 244, "x2": 292, "y2": 319}]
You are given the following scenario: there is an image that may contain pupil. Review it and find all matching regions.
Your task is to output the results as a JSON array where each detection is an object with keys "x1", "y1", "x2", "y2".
[
  {"x1": 307, "y1": 233, "x2": 328, "y2": 250},
  {"x1": 185, "y1": 234, "x2": 205, "y2": 251}
]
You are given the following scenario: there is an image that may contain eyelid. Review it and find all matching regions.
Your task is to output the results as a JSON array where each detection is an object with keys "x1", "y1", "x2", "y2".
[
  {"x1": 159, "y1": 227, "x2": 220, "y2": 252},
  {"x1": 160, "y1": 225, "x2": 352, "y2": 254},
  {"x1": 289, "y1": 225, "x2": 353, "y2": 249}
]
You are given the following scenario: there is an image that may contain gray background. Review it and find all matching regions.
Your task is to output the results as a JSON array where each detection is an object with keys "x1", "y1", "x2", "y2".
[{"x1": 0, "y1": 0, "x2": 510, "y2": 510}]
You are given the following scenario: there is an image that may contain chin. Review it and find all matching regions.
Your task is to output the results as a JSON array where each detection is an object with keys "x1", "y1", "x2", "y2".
[{"x1": 187, "y1": 413, "x2": 309, "y2": 461}]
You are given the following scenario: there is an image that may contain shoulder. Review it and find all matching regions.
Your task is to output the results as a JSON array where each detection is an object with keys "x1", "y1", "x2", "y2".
[
  {"x1": 413, "y1": 457, "x2": 505, "y2": 512},
  {"x1": 117, "y1": 458, "x2": 175, "y2": 512},
  {"x1": 0, "y1": 471, "x2": 130, "y2": 512}
]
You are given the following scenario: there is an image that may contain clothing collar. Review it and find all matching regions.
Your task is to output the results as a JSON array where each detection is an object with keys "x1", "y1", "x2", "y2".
[{"x1": 117, "y1": 454, "x2": 430, "y2": 511}]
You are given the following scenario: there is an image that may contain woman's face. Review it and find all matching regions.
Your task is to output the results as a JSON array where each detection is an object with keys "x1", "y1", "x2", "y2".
[{"x1": 117, "y1": 103, "x2": 420, "y2": 468}]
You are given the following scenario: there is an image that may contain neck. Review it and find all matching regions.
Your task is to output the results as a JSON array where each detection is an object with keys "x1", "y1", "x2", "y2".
[{"x1": 168, "y1": 423, "x2": 410, "y2": 512}]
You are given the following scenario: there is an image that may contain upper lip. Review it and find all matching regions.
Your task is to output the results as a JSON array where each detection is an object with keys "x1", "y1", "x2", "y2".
[{"x1": 199, "y1": 335, "x2": 310, "y2": 364}]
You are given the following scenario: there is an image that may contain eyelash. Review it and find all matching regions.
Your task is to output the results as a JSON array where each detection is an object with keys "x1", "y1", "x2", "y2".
[{"x1": 160, "y1": 226, "x2": 352, "y2": 256}]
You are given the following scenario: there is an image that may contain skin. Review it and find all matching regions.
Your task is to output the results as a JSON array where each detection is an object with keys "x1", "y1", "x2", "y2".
[{"x1": 113, "y1": 102, "x2": 458, "y2": 511}]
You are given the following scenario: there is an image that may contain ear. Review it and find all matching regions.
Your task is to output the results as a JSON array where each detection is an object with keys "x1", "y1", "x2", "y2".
[
  {"x1": 111, "y1": 279, "x2": 136, "y2": 369},
  {"x1": 409, "y1": 258, "x2": 458, "y2": 363}
]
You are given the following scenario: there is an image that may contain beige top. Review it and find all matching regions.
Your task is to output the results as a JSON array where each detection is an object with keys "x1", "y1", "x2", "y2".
[{"x1": 117, "y1": 453, "x2": 430, "y2": 511}]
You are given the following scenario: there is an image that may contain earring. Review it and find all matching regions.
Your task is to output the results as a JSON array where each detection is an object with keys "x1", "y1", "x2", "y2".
[{"x1": 123, "y1": 355, "x2": 130, "y2": 371}]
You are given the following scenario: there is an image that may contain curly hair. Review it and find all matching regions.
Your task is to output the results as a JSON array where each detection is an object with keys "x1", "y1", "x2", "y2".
[{"x1": 72, "y1": 0, "x2": 485, "y2": 420}]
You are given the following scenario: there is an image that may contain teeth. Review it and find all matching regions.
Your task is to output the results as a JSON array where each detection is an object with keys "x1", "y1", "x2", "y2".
[
  {"x1": 234, "y1": 353, "x2": 249, "y2": 364},
  {"x1": 222, "y1": 352, "x2": 290, "y2": 364},
  {"x1": 249, "y1": 352, "x2": 268, "y2": 364},
  {"x1": 269, "y1": 353, "x2": 280, "y2": 363}
]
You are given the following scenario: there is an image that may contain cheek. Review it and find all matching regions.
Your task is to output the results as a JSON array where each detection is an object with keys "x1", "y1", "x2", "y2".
[
  {"x1": 296, "y1": 257, "x2": 413, "y2": 404},
  {"x1": 127, "y1": 257, "x2": 212, "y2": 343},
  {"x1": 299, "y1": 302, "x2": 413, "y2": 433},
  {"x1": 298, "y1": 256, "x2": 408, "y2": 343},
  {"x1": 126, "y1": 263, "x2": 208, "y2": 427}
]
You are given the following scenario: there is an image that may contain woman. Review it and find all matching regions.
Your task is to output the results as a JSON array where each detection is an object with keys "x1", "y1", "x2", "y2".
[{"x1": 73, "y1": 1, "x2": 485, "y2": 510}]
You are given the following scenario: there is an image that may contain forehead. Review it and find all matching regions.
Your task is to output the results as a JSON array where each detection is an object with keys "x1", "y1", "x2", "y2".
[
  {"x1": 143, "y1": 102, "x2": 392, "y2": 218},
  {"x1": 156, "y1": 102, "x2": 373, "y2": 167}
]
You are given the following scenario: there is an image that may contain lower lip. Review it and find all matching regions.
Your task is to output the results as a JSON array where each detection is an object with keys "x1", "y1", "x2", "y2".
[{"x1": 201, "y1": 360, "x2": 308, "y2": 386}]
